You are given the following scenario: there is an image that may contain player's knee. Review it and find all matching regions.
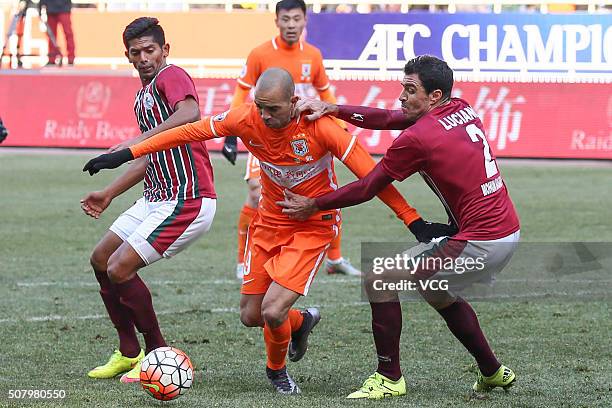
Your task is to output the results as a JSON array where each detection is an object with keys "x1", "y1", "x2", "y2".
[
  {"x1": 420, "y1": 288, "x2": 456, "y2": 310},
  {"x1": 261, "y1": 303, "x2": 286, "y2": 328},
  {"x1": 106, "y1": 257, "x2": 135, "y2": 284},
  {"x1": 106, "y1": 265, "x2": 124, "y2": 284},
  {"x1": 90, "y1": 247, "x2": 108, "y2": 273},
  {"x1": 239, "y1": 308, "x2": 263, "y2": 327}
]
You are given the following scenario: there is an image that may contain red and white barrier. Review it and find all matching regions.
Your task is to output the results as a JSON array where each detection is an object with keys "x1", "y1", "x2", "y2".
[{"x1": 1, "y1": 73, "x2": 610, "y2": 159}]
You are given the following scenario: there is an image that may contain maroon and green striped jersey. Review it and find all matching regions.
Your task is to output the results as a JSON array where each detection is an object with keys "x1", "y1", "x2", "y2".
[{"x1": 134, "y1": 64, "x2": 216, "y2": 202}]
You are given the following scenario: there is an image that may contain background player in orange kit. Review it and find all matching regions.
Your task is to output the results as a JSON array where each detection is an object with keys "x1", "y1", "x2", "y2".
[
  {"x1": 83, "y1": 68, "x2": 454, "y2": 395},
  {"x1": 221, "y1": 0, "x2": 360, "y2": 279}
]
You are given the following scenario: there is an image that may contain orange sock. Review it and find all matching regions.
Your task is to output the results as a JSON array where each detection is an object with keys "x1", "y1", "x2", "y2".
[
  {"x1": 327, "y1": 229, "x2": 342, "y2": 261},
  {"x1": 288, "y1": 309, "x2": 304, "y2": 332},
  {"x1": 264, "y1": 318, "x2": 291, "y2": 370},
  {"x1": 237, "y1": 205, "x2": 257, "y2": 263}
]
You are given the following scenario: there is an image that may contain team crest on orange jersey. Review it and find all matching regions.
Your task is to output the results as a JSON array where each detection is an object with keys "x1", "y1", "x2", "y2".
[
  {"x1": 290, "y1": 138, "x2": 309, "y2": 156},
  {"x1": 301, "y1": 63, "x2": 311, "y2": 80},
  {"x1": 213, "y1": 111, "x2": 228, "y2": 121}
]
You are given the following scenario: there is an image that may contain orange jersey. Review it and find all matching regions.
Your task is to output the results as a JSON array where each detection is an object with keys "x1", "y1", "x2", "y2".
[
  {"x1": 237, "y1": 36, "x2": 330, "y2": 99},
  {"x1": 130, "y1": 104, "x2": 421, "y2": 226}
]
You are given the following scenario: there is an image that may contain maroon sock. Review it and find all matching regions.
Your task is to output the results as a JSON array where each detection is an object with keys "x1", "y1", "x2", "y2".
[
  {"x1": 114, "y1": 275, "x2": 166, "y2": 354},
  {"x1": 94, "y1": 270, "x2": 140, "y2": 357},
  {"x1": 437, "y1": 298, "x2": 500, "y2": 377},
  {"x1": 370, "y1": 302, "x2": 402, "y2": 381}
]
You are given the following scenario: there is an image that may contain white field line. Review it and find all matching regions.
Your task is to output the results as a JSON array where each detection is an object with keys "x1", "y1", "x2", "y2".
[
  {"x1": 0, "y1": 307, "x2": 240, "y2": 324},
  {"x1": 5, "y1": 279, "x2": 608, "y2": 325},
  {"x1": 0, "y1": 302, "x2": 368, "y2": 325},
  {"x1": 0, "y1": 289, "x2": 610, "y2": 325},
  {"x1": 15, "y1": 278, "x2": 360, "y2": 288}
]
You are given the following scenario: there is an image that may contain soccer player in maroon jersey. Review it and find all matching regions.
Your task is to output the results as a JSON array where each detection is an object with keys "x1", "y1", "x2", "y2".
[
  {"x1": 81, "y1": 17, "x2": 216, "y2": 383},
  {"x1": 279, "y1": 55, "x2": 520, "y2": 398}
]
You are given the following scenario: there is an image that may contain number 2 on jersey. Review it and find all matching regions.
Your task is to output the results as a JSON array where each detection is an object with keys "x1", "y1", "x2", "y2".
[{"x1": 465, "y1": 123, "x2": 498, "y2": 178}]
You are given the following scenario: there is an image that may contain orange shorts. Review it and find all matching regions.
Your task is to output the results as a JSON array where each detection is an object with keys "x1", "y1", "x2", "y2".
[
  {"x1": 243, "y1": 152, "x2": 260, "y2": 181},
  {"x1": 241, "y1": 215, "x2": 338, "y2": 296}
]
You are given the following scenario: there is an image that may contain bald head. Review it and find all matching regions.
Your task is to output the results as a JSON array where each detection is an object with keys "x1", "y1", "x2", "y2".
[
  {"x1": 255, "y1": 68, "x2": 295, "y2": 101},
  {"x1": 253, "y1": 68, "x2": 297, "y2": 129}
]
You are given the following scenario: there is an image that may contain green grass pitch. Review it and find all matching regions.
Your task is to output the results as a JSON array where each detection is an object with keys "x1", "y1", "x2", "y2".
[{"x1": 0, "y1": 151, "x2": 610, "y2": 407}]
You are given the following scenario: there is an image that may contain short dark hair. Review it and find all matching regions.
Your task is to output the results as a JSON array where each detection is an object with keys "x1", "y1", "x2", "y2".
[
  {"x1": 122, "y1": 17, "x2": 165, "y2": 50},
  {"x1": 275, "y1": 0, "x2": 306, "y2": 15},
  {"x1": 403, "y1": 55, "x2": 453, "y2": 99}
]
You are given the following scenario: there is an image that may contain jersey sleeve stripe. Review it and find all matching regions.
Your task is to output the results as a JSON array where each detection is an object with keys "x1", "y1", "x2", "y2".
[
  {"x1": 209, "y1": 117, "x2": 219, "y2": 138},
  {"x1": 340, "y1": 135, "x2": 357, "y2": 162},
  {"x1": 237, "y1": 78, "x2": 253, "y2": 89},
  {"x1": 316, "y1": 83, "x2": 330, "y2": 91}
]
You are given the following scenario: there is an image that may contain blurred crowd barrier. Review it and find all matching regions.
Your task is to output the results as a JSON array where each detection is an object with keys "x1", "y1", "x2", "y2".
[
  {"x1": 1, "y1": 1, "x2": 610, "y2": 155},
  {"x1": 0, "y1": 1, "x2": 609, "y2": 13},
  {"x1": 1, "y1": 7, "x2": 611, "y2": 84},
  {"x1": 1, "y1": 72, "x2": 610, "y2": 159}
]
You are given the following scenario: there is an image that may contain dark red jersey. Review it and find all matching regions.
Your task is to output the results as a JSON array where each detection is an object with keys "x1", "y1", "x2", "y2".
[{"x1": 376, "y1": 98, "x2": 519, "y2": 240}]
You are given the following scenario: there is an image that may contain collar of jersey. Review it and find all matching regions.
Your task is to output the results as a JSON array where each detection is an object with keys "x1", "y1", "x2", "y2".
[{"x1": 142, "y1": 64, "x2": 172, "y2": 87}]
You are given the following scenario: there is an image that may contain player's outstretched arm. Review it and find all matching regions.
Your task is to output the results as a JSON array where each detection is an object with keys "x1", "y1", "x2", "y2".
[
  {"x1": 108, "y1": 97, "x2": 200, "y2": 153},
  {"x1": 340, "y1": 145, "x2": 457, "y2": 242},
  {"x1": 341, "y1": 141, "x2": 420, "y2": 225},
  {"x1": 86, "y1": 114, "x2": 222, "y2": 175},
  {"x1": 294, "y1": 99, "x2": 411, "y2": 130},
  {"x1": 335, "y1": 106, "x2": 411, "y2": 130},
  {"x1": 279, "y1": 165, "x2": 456, "y2": 242},
  {"x1": 81, "y1": 157, "x2": 147, "y2": 217},
  {"x1": 278, "y1": 164, "x2": 391, "y2": 221}
]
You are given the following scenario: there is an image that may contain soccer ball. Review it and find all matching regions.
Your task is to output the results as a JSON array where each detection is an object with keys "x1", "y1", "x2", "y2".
[{"x1": 140, "y1": 346, "x2": 194, "y2": 401}]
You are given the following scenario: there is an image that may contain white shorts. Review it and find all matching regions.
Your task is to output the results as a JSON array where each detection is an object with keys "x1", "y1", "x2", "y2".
[
  {"x1": 110, "y1": 197, "x2": 216, "y2": 265},
  {"x1": 402, "y1": 230, "x2": 521, "y2": 290}
]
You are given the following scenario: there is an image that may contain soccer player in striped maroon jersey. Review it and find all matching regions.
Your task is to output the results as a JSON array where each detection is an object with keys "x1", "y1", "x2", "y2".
[
  {"x1": 280, "y1": 56, "x2": 520, "y2": 398},
  {"x1": 81, "y1": 17, "x2": 216, "y2": 383}
]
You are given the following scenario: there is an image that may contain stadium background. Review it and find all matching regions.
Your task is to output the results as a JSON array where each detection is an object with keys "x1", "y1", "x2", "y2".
[
  {"x1": 1, "y1": 0, "x2": 611, "y2": 159},
  {"x1": 0, "y1": 2, "x2": 611, "y2": 407}
]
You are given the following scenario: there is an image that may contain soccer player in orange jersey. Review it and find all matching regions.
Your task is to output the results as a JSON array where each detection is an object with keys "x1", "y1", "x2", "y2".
[
  {"x1": 83, "y1": 68, "x2": 452, "y2": 394},
  {"x1": 222, "y1": 0, "x2": 360, "y2": 279}
]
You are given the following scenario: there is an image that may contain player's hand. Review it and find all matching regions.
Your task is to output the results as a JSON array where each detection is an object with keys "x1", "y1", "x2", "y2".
[
  {"x1": 222, "y1": 136, "x2": 238, "y2": 165},
  {"x1": 277, "y1": 189, "x2": 318, "y2": 221},
  {"x1": 408, "y1": 218, "x2": 458, "y2": 243},
  {"x1": 80, "y1": 191, "x2": 112, "y2": 219},
  {"x1": 83, "y1": 148, "x2": 134, "y2": 175},
  {"x1": 292, "y1": 98, "x2": 339, "y2": 121}
]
